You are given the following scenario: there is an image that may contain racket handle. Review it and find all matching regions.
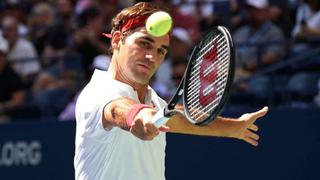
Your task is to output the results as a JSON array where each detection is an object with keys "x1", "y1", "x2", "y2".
[{"x1": 151, "y1": 108, "x2": 170, "y2": 128}]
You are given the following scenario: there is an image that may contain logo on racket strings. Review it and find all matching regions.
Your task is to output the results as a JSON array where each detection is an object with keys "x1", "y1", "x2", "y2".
[{"x1": 199, "y1": 45, "x2": 218, "y2": 107}]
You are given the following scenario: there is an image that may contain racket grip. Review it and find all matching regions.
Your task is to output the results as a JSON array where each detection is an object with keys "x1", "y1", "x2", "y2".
[{"x1": 151, "y1": 108, "x2": 170, "y2": 128}]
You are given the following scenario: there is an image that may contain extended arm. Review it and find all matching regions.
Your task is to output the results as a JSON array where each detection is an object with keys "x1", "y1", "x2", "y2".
[{"x1": 166, "y1": 107, "x2": 269, "y2": 146}]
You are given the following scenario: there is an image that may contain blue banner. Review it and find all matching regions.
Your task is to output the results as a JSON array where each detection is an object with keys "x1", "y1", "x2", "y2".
[{"x1": 0, "y1": 108, "x2": 319, "y2": 180}]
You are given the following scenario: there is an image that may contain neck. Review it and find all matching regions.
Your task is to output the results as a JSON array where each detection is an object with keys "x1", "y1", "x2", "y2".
[{"x1": 109, "y1": 56, "x2": 149, "y2": 103}]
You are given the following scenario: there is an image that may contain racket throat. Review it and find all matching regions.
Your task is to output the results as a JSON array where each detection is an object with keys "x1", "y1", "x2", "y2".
[{"x1": 164, "y1": 107, "x2": 178, "y2": 117}]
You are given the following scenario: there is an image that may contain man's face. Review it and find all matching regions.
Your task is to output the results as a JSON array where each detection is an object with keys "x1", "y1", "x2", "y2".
[
  {"x1": 247, "y1": 6, "x2": 268, "y2": 26},
  {"x1": 1, "y1": 17, "x2": 19, "y2": 44},
  {"x1": 115, "y1": 27, "x2": 170, "y2": 85}
]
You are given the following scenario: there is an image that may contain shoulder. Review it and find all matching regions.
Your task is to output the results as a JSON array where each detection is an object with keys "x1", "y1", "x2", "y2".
[
  {"x1": 16, "y1": 38, "x2": 35, "y2": 48},
  {"x1": 76, "y1": 70, "x2": 136, "y2": 111},
  {"x1": 233, "y1": 26, "x2": 250, "y2": 41}
]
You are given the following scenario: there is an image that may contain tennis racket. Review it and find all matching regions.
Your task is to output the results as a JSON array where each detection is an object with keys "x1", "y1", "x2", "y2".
[{"x1": 152, "y1": 26, "x2": 235, "y2": 127}]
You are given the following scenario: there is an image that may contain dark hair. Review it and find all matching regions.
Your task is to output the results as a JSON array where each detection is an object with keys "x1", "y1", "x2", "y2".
[
  {"x1": 108, "y1": 2, "x2": 168, "y2": 55},
  {"x1": 78, "y1": 6, "x2": 101, "y2": 28},
  {"x1": 110, "y1": 2, "x2": 166, "y2": 35}
]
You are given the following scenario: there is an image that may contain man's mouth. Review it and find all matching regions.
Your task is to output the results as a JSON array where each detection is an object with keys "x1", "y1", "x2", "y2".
[{"x1": 137, "y1": 63, "x2": 152, "y2": 70}]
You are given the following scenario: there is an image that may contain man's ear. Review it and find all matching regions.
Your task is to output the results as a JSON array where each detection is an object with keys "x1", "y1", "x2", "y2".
[{"x1": 111, "y1": 31, "x2": 121, "y2": 51}]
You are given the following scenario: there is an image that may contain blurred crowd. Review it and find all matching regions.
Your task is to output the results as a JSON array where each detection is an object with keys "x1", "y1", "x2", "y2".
[{"x1": 0, "y1": 0, "x2": 319, "y2": 123}]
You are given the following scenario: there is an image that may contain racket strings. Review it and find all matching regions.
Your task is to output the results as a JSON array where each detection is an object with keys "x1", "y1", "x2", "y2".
[
  {"x1": 188, "y1": 42, "x2": 228, "y2": 83},
  {"x1": 194, "y1": 63, "x2": 229, "y2": 121},
  {"x1": 187, "y1": 57, "x2": 229, "y2": 100},
  {"x1": 185, "y1": 32, "x2": 231, "y2": 122},
  {"x1": 191, "y1": 78, "x2": 227, "y2": 120},
  {"x1": 186, "y1": 37, "x2": 229, "y2": 95},
  {"x1": 187, "y1": 59, "x2": 229, "y2": 120},
  {"x1": 189, "y1": 34, "x2": 224, "y2": 79},
  {"x1": 192, "y1": 59, "x2": 229, "y2": 120},
  {"x1": 190, "y1": 73, "x2": 229, "y2": 122},
  {"x1": 186, "y1": 53, "x2": 229, "y2": 104},
  {"x1": 186, "y1": 44, "x2": 229, "y2": 93}
]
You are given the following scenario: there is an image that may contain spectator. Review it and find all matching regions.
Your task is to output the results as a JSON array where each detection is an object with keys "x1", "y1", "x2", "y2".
[
  {"x1": 96, "y1": 0, "x2": 119, "y2": 32},
  {"x1": 58, "y1": 53, "x2": 111, "y2": 121},
  {"x1": 229, "y1": 0, "x2": 247, "y2": 31},
  {"x1": 73, "y1": 6, "x2": 108, "y2": 80},
  {"x1": 173, "y1": 0, "x2": 218, "y2": 31},
  {"x1": 0, "y1": 37, "x2": 26, "y2": 123},
  {"x1": 153, "y1": 28, "x2": 192, "y2": 99},
  {"x1": 170, "y1": 56, "x2": 188, "y2": 88},
  {"x1": 152, "y1": 56, "x2": 188, "y2": 101},
  {"x1": 169, "y1": 27, "x2": 192, "y2": 59},
  {"x1": 1, "y1": 15, "x2": 40, "y2": 82},
  {"x1": 151, "y1": 0, "x2": 201, "y2": 43},
  {"x1": 233, "y1": 0, "x2": 285, "y2": 82},
  {"x1": 28, "y1": 2, "x2": 56, "y2": 55},
  {"x1": 292, "y1": 0, "x2": 320, "y2": 38},
  {"x1": 32, "y1": 42, "x2": 83, "y2": 119},
  {"x1": 54, "y1": 0, "x2": 76, "y2": 35},
  {"x1": 31, "y1": 68, "x2": 72, "y2": 119},
  {"x1": 1, "y1": 0, "x2": 29, "y2": 37},
  {"x1": 291, "y1": 0, "x2": 320, "y2": 54}
]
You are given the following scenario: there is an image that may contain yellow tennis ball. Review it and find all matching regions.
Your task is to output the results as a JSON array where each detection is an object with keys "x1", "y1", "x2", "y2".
[{"x1": 146, "y1": 11, "x2": 172, "y2": 37}]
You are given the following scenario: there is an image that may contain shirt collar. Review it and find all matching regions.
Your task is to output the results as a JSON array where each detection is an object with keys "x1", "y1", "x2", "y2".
[{"x1": 91, "y1": 69, "x2": 153, "y2": 104}]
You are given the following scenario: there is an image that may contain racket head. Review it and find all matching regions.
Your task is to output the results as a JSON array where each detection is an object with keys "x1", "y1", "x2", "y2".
[{"x1": 183, "y1": 26, "x2": 235, "y2": 126}]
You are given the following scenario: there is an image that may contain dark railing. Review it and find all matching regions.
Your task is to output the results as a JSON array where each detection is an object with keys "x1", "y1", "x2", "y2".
[{"x1": 232, "y1": 39, "x2": 320, "y2": 108}]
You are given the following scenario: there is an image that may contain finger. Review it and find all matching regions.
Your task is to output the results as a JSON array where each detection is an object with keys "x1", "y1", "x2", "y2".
[
  {"x1": 131, "y1": 119, "x2": 146, "y2": 133},
  {"x1": 130, "y1": 120, "x2": 155, "y2": 140},
  {"x1": 145, "y1": 123, "x2": 160, "y2": 135},
  {"x1": 248, "y1": 124, "x2": 258, "y2": 132},
  {"x1": 252, "y1": 106, "x2": 269, "y2": 119},
  {"x1": 130, "y1": 119, "x2": 142, "y2": 133},
  {"x1": 245, "y1": 130, "x2": 260, "y2": 141},
  {"x1": 159, "y1": 125, "x2": 170, "y2": 132},
  {"x1": 243, "y1": 136, "x2": 259, "y2": 147}
]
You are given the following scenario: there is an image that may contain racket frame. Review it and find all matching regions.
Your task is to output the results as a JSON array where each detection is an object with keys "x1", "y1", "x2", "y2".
[
  {"x1": 182, "y1": 26, "x2": 235, "y2": 126},
  {"x1": 152, "y1": 26, "x2": 235, "y2": 127}
]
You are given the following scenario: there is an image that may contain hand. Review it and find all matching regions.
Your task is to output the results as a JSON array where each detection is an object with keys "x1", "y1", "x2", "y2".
[
  {"x1": 233, "y1": 106, "x2": 269, "y2": 146},
  {"x1": 130, "y1": 108, "x2": 170, "y2": 141}
]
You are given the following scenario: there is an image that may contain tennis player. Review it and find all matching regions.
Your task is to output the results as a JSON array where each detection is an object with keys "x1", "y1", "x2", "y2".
[{"x1": 74, "y1": 2, "x2": 269, "y2": 180}]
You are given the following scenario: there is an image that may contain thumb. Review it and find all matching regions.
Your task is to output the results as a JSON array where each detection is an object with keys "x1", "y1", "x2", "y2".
[
  {"x1": 251, "y1": 106, "x2": 269, "y2": 119},
  {"x1": 159, "y1": 125, "x2": 170, "y2": 132}
]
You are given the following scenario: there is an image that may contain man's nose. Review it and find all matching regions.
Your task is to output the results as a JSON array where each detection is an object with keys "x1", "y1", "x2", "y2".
[{"x1": 145, "y1": 50, "x2": 156, "y2": 61}]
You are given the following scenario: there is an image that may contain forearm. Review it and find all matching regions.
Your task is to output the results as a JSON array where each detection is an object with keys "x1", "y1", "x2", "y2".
[
  {"x1": 167, "y1": 107, "x2": 268, "y2": 146},
  {"x1": 167, "y1": 114, "x2": 238, "y2": 138},
  {"x1": 102, "y1": 97, "x2": 138, "y2": 131}
]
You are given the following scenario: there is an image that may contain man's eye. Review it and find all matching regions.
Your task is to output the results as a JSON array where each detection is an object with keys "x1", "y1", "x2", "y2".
[
  {"x1": 139, "y1": 41, "x2": 150, "y2": 48},
  {"x1": 158, "y1": 48, "x2": 166, "y2": 56}
]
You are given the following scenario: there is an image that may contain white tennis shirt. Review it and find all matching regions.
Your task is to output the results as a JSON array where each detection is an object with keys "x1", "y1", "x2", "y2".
[{"x1": 74, "y1": 69, "x2": 167, "y2": 180}]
